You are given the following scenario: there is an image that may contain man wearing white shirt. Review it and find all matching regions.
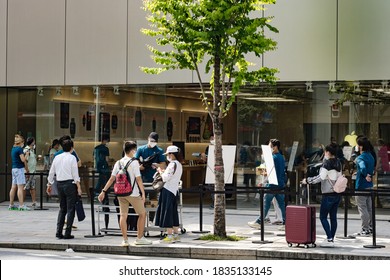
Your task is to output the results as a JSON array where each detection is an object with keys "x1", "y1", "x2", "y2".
[{"x1": 46, "y1": 139, "x2": 82, "y2": 239}]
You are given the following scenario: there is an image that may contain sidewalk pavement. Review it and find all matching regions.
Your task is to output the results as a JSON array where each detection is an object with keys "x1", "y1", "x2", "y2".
[{"x1": 1, "y1": 201, "x2": 390, "y2": 260}]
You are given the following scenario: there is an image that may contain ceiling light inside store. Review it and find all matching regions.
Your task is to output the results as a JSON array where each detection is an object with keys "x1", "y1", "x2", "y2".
[
  {"x1": 328, "y1": 81, "x2": 337, "y2": 93},
  {"x1": 113, "y1": 86, "x2": 120, "y2": 96},
  {"x1": 243, "y1": 97, "x2": 298, "y2": 102},
  {"x1": 305, "y1": 81, "x2": 314, "y2": 93},
  {"x1": 37, "y1": 87, "x2": 44, "y2": 97},
  {"x1": 56, "y1": 87, "x2": 62, "y2": 96},
  {"x1": 72, "y1": 86, "x2": 79, "y2": 96},
  {"x1": 353, "y1": 81, "x2": 361, "y2": 93}
]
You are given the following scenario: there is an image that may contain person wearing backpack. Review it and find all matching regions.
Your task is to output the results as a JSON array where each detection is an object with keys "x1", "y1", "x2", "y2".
[
  {"x1": 302, "y1": 143, "x2": 342, "y2": 248},
  {"x1": 98, "y1": 141, "x2": 152, "y2": 246}
]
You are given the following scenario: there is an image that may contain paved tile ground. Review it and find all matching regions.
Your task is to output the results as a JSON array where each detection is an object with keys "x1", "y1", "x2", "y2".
[{"x1": 1, "y1": 201, "x2": 390, "y2": 260}]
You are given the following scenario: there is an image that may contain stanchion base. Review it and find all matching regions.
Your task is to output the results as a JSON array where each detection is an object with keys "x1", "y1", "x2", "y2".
[
  {"x1": 84, "y1": 234, "x2": 104, "y2": 238},
  {"x1": 275, "y1": 233, "x2": 285, "y2": 237},
  {"x1": 363, "y1": 244, "x2": 385, "y2": 249},
  {"x1": 192, "y1": 230, "x2": 210, "y2": 234},
  {"x1": 338, "y1": 235, "x2": 356, "y2": 239},
  {"x1": 34, "y1": 208, "x2": 49, "y2": 211},
  {"x1": 252, "y1": 240, "x2": 273, "y2": 244}
]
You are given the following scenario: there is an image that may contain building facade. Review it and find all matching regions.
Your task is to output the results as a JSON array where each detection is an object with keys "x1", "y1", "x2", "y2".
[{"x1": 1, "y1": 0, "x2": 389, "y2": 204}]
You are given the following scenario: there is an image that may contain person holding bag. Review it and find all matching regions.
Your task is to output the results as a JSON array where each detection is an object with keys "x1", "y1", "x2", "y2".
[
  {"x1": 302, "y1": 143, "x2": 342, "y2": 247},
  {"x1": 155, "y1": 145, "x2": 183, "y2": 243}
]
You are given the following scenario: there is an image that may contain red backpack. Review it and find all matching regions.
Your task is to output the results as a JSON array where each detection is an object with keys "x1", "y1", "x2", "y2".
[{"x1": 114, "y1": 159, "x2": 136, "y2": 196}]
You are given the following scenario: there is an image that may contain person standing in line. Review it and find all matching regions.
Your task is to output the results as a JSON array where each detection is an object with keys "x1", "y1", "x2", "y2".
[
  {"x1": 23, "y1": 137, "x2": 38, "y2": 208},
  {"x1": 93, "y1": 135, "x2": 111, "y2": 228},
  {"x1": 135, "y1": 132, "x2": 166, "y2": 222},
  {"x1": 302, "y1": 143, "x2": 342, "y2": 247},
  {"x1": 46, "y1": 139, "x2": 82, "y2": 239},
  {"x1": 48, "y1": 139, "x2": 60, "y2": 169},
  {"x1": 98, "y1": 141, "x2": 152, "y2": 246},
  {"x1": 353, "y1": 136, "x2": 375, "y2": 236},
  {"x1": 248, "y1": 139, "x2": 286, "y2": 230},
  {"x1": 155, "y1": 145, "x2": 183, "y2": 243},
  {"x1": 9, "y1": 134, "x2": 30, "y2": 211}
]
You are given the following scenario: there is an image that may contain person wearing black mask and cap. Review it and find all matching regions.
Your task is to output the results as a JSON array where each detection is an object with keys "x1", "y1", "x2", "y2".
[{"x1": 135, "y1": 132, "x2": 166, "y2": 222}]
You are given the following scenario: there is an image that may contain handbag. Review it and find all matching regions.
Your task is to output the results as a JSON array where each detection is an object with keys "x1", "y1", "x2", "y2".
[
  {"x1": 152, "y1": 162, "x2": 177, "y2": 192},
  {"x1": 152, "y1": 172, "x2": 165, "y2": 192},
  {"x1": 75, "y1": 197, "x2": 86, "y2": 222}
]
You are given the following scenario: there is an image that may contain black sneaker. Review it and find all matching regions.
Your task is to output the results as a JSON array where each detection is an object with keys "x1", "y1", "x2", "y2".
[{"x1": 64, "y1": 235, "x2": 74, "y2": 239}]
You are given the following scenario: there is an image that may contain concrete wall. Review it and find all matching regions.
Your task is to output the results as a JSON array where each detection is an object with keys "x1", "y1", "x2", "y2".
[{"x1": 2, "y1": 0, "x2": 390, "y2": 86}]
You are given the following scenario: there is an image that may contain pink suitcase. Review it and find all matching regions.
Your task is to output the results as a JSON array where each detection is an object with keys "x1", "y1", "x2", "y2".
[{"x1": 285, "y1": 205, "x2": 316, "y2": 248}]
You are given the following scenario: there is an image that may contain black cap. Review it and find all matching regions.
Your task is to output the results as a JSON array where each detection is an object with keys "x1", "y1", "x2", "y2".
[{"x1": 149, "y1": 132, "x2": 159, "y2": 142}]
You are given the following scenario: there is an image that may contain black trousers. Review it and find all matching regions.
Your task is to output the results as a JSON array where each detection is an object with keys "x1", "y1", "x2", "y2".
[{"x1": 56, "y1": 180, "x2": 77, "y2": 236}]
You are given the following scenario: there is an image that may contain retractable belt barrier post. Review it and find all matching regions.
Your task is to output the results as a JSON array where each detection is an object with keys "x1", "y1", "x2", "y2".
[
  {"x1": 85, "y1": 170, "x2": 104, "y2": 238},
  {"x1": 34, "y1": 172, "x2": 48, "y2": 210},
  {"x1": 252, "y1": 187, "x2": 273, "y2": 244},
  {"x1": 192, "y1": 184, "x2": 210, "y2": 234}
]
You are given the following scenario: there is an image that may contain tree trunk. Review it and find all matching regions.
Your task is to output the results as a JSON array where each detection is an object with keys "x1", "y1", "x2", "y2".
[{"x1": 212, "y1": 52, "x2": 226, "y2": 238}]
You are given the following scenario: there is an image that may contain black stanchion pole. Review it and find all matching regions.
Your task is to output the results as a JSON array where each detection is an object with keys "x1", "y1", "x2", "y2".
[
  {"x1": 253, "y1": 188, "x2": 272, "y2": 244},
  {"x1": 338, "y1": 192, "x2": 355, "y2": 239},
  {"x1": 192, "y1": 185, "x2": 210, "y2": 234},
  {"x1": 364, "y1": 190, "x2": 384, "y2": 248},
  {"x1": 34, "y1": 172, "x2": 48, "y2": 211},
  {"x1": 85, "y1": 171, "x2": 104, "y2": 238}
]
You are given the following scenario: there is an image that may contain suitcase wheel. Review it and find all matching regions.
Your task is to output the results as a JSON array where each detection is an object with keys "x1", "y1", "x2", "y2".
[
  {"x1": 312, "y1": 243, "x2": 316, "y2": 248},
  {"x1": 287, "y1": 242, "x2": 292, "y2": 247},
  {"x1": 304, "y1": 244, "x2": 309, "y2": 249},
  {"x1": 181, "y1": 228, "x2": 186, "y2": 234}
]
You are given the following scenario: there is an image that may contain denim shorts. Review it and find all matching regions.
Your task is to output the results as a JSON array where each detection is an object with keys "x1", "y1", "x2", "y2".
[{"x1": 12, "y1": 168, "x2": 26, "y2": 185}]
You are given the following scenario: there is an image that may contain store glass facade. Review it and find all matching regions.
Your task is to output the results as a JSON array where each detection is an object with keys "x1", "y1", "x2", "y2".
[{"x1": 1, "y1": 81, "x2": 389, "y2": 207}]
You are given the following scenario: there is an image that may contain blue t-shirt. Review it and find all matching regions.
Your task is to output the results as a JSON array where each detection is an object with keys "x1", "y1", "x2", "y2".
[
  {"x1": 54, "y1": 149, "x2": 80, "y2": 162},
  {"x1": 268, "y1": 152, "x2": 286, "y2": 188},
  {"x1": 355, "y1": 151, "x2": 375, "y2": 190},
  {"x1": 135, "y1": 145, "x2": 166, "y2": 182},
  {"x1": 94, "y1": 144, "x2": 110, "y2": 171},
  {"x1": 11, "y1": 146, "x2": 25, "y2": 169}
]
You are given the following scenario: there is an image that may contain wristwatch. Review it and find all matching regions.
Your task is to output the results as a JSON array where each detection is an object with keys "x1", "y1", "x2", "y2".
[{"x1": 102, "y1": 189, "x2": 106, "y2": 193}]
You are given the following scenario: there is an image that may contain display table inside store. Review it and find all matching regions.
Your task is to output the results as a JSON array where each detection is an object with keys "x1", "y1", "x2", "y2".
[{"x1": 181, "y1": 164, "x2": 207, "y2": 189}]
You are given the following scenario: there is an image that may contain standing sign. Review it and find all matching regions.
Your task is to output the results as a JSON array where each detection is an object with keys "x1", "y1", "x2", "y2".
[
  {"x1": 261, "y1": 145, "x2": 278, "y2": 186},
  {"x1": 205, "y1": 145, "x2": 236, "y2": 184},
  {"x1": 287, "y1": 141, "x2": 299, "y2": 172}
]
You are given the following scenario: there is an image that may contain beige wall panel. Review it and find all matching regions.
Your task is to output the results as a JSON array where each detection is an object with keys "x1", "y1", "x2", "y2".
[
  {"x1": 338, "y1": 0, "x2": 390, "y2": 80},
  {"x1": 264, "y1": 0, "x2": 337, "y2": 82},
  {"x1": 66, "y1": 0, "x2": 127, "y2": 85},
  {"x1": 128, "y1": 0, "x2": 192, "y2": 84},
  {"x1": 7, "y1": 0, "x2": 65, "y2": 86},
  {"x1": 0, "y1": 0, "x2": 6, "y2": 86}
]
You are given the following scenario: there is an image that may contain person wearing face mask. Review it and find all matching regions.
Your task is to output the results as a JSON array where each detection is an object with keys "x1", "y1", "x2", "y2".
[
  {"x1": 9, "y1": 134, "x2": 30, "y2": 211},
  {"x1": 301, "y1": 143, "x2": 342, "y2": 247},
  {"x1": 99, "y1": 141, "x2": 152, "y2": 246},
  {"x1": 155, "y1": 145, "x2": 183, "y2": 243},
  {"x1": 135, "y1": 132, "x2": 166, "y2": 222},
  {"x1": 23, "y1": 137, "x2": 38, "y2": 208}
]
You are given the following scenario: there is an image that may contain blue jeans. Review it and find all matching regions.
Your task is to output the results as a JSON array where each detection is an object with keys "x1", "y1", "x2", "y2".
[
  {"x1": 320, "y1": 194, "x2": 341, "y2": 240},
  {"x1": 256, "y1": 191, "x2": 286, "y2": 224}
]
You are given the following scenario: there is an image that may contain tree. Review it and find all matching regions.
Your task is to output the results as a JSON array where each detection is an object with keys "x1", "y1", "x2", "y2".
[{"x1": 142, "y1": 0, "x2": 278, "y2": 237}]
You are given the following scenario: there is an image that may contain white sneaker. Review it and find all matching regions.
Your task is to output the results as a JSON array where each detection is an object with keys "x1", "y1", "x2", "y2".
[
  {"x1": 278, "y1": 224, "x2": 285, "y2": 231},
  {"x1": 134, "y1": 236, "x2": 152, "y2": 245},
  {"x1": 320, "y1": 239, "x2": 334, "y2": 248},
  {"x1": 247, "y1": 221, "x2": 261, "y2": 229},
  {"x1": 19, "y1": 205, "x2": 31, "y2": 211},
  {"x1": 121, "y1": 240, "x2": 130, "y2": 247},
  {"x1": 173, "y1": 235, "x2": 181, "y2": 242}
]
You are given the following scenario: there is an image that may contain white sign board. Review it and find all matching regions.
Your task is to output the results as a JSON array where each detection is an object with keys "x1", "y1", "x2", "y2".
[
  {"x1": 343, "y1": 146, "x2": 353, "y2": 161},
  {"x1": 287, "y1": 141, "x2": 299, "y2": 172},
  {"x1": 261, "y1": 145, "x2": 278, "y2": 186},
  {"x1": 205, "y1": 145, "x2": 237, "y2": 184}
]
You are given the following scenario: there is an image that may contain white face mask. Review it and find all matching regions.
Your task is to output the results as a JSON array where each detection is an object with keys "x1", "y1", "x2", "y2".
[
  {"x1": 33, "y1": 144, "x2": 36, "y2": 150},
  {"x1": 149, "y1": 141, "x2": 157, "y2": 148},
  {"x1": 355, "y1": 145, "x2": 359, "y2": 152},
  {"x1": 167, "y1": 156, "x2": 172, "y2": 162},
  {"x1": 210, "y1": 140, "x2": 215, "y2": 145}
]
